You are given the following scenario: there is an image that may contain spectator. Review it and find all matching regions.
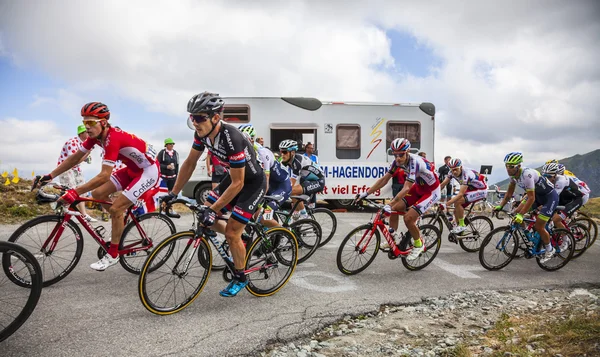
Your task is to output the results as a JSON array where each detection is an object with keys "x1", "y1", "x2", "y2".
[
  {"x1": 418, "y1": 151, "x2": 427, "y2": 158},
  {"x1": 256, "y1": 137, "x2": 265, "y2": 146},
  {"x1": 206, "y1": 151, "x2": 227, "y2": 189},
  {"x1": 303, "y1": 142, "x2": 319, "y2": 164},
  {"x1": 157, "y1": 138, "x2": 179, "y2": 191},
  {"x1": 56, "y1": 125, "x2": 96, "y2": 222},
  {"x1": 438, "y1": 156, "x2": 452, "y2": 202}
]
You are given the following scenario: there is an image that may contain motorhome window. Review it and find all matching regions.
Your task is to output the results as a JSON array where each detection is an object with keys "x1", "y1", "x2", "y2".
[
  {"x1": 222, "y1": 105, "x2": 250, "y2": 123},
  {"x1": 336, "y1": 124, "x2": 360, "y2": 159},
  {"x1": 386, "y1": 122, "x2": 420, "y2": 150}
]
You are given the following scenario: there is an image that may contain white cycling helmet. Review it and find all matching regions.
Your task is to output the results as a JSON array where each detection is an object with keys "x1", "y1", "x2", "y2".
[{"x1": 279, "y1": 139, "x2": 298, "y2": 151}]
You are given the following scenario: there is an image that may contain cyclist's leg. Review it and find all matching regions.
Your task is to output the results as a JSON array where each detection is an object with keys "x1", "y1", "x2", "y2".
[
  {"x1": 390, "y1": 184, "x2": 403, "y2": 231},
  {"x1": 263, "y1": 180, "x2": 292, "y2": 228},
  {"x1": 205, "y1": 174, "x2": 235, "y2": 235},
  {"x1": 300, "y1": 178, "x2": 325, "y2": 217},
  {"x1": 535, "y1": 191, "x2": 558, "y2": 247}
]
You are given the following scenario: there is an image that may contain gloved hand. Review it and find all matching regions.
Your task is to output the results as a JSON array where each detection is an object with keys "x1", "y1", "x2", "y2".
[
  {"x1": 494, "y1": 205, "x2": 504, "y2": 211},
  {"x1": 200, "y1": 207, "x2": 217, "y2": 227},
  {"x1": 438, "y1": 202, "x2": 447, "y2": 210},
  {"x1": 383, "y1": 204, "x2": 392, "y2": 216},
  {"x1": 160, "y1": 191, "x2": 178, "y2": 205},
  {"x1": 33, "y1": 174, "x2": 53, "y2": 189},
  {"x1": 514, "y1": 213, "x2": 524, "y2": 224},
  {"x1": 59, "y1": 189, "x2": 80, "y2": 205},
  {"x1": 355, "y1": 192, "x2": 369, "y2": 201}
]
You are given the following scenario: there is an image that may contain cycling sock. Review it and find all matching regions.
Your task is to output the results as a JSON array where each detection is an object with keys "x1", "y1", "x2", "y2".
[
  {"x1": 413, "y1": 237, "x2": 423, "y2": 248},
  {"x1": 107, "y1": 244, "x2": 119, "y2": 258},
  {"x1": 300, "y1": 209, "x2": 307, "y2": 215},
  {"x1": 458, "y1": 218, "x2": 465, "y2": 226},
  {"x1": 234, "y1": 269, "x2": 247, "y2": 282},
  {"x1": 545, "y1": 243, "x2": 553, "y2": 252}
]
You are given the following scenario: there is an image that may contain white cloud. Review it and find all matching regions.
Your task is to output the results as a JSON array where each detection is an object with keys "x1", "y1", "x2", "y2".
[{"x1": 1, "y1": 0, "x2": 599, "y2": 184}]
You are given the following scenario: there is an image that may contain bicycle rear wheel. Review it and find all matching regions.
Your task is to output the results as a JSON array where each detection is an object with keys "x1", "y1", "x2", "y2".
[
  {"x1": 6, "y1": 215, "x2": 83, "y2": 287},
  {"x1": 569, "y1": 222, "x2": 590, "y2": 259},
  {"x1": 118, "y1": 212, "x2": 176, "y2": 274},
  {"x1": 0, "y1": 241, "x2": 43, "y2": 343},
  {"x1": 245, "y1": 228, "x2": 298, "y2": 297},
  {"x1": 537, "y1": 228, "x2": 575, "y2": 271},
  {"x1": 420, "y1": 213, "x2": 443, "y2": 233},
  {"x1": 138, "y1": 232, "x2": 211, "y2": 315},
  {"x1": 573, "y1": 216, "x2": 597, "y2": 248},
  {"x1": 400, "y1": 224, "x2": 441, "y2": 271},
  {"x1": 311, "y1": 208, "x2": 337, "y2": 247},
  {"x1": 336, "y1": 224, "x2": 381, "y2": 275},
  {"x1": 478, "y1": 226, "x2": 518, "y2": 271},
  {"x1": 458, "y1": 216, "x2": 493, "y2": 253},
  {"x1": 289, "y1": 219, "x2": 321, "y2": 264}
]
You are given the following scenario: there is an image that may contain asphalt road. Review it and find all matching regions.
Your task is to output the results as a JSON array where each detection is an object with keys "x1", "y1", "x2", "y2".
[{"x1": 1, "y1": 212, "x2": 599, "y2": 356}]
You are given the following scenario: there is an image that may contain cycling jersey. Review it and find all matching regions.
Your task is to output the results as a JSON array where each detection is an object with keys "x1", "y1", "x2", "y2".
[
  {"x1": 570, "y1": 176, "x2": 591, "y2": 195},
  {"x1": 254, "y1": 143, "x2": 289, "y2": 183},
  {"x1": 405, "y1": 153, "x2": 439, "y2": 187},
  {"x1": 286, "y1": 154, "x2": 324, "y2": 182},
  {"x1": 510, "y1": 167, "x2": 554, "y2": 196},
  {"x1": 451, "y1": 167, "x2": 487, "y2": 189},
  {"x1": 555, "y1": 175, "x2": 584, "y2": 202},
  {"x1": 192, "y1": 122, "x2": 263, "y2": 182},
  {"x1": 81, "y1": 127, "x2": 157, "y2": 173}
]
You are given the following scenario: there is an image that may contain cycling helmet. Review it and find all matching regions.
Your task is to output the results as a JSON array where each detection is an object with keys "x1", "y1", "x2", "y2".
[
  {"x1": 557, "y1": 164, "x2": 565, "y2": 175},
  {"x1": 187, "y1": 92, "x2": 224, "y2": 114},
  {"x1": 81, "y1": 102, "x2": 110, "y2": 119},
  {"x1": 545, "y1": 159, "x2": 559, "y2": 164},
  {"x1": 542, "y1": 162, "x2": 560, "y2": 175},
  {"x1": 503, "y1": 152, "x2": 523, "y2": 165},
  {"x1": 390, "y1": 138, "x2": 411, "y2": 152},
  {"x1": 279, "y1": 139, "x2": 298, "y2": 152},
  {"x1": 448, "y1": 158, "x2": 462, "y2": 168},
  {"x1": 238, "y1": 124, "x2": 256, "y2": 138}
]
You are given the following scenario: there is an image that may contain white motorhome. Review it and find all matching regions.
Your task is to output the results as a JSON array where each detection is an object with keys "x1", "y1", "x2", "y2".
[{"x1": 181, "y1": 97, "x2": 435, "y2": 208}]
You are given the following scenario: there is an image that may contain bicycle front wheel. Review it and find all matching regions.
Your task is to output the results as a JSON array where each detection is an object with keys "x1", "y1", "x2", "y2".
[
  {"x1": 336, "y1": 224, "x2": 381, "y2": 275},
  {"x1": 569, "y1": 222, "x2": 590, "y2": 259},
  {"x1": 420, "y1": 213, "x2": 443, "y2": 233},
  {"x1": 310, "y1": 208, "x2": 337, "y2": 247},
  {"x1": 119, "y1": 212, "x2": 177, "y2": 274},
  {"x1": 7, "y1": 215, "x2": 83, "y2": 287},
  {"x1": 0, "y1": 241, "x2": 43, "y2": 343},
  {"x1": 537, "y1": 228, "x2": 575, "y2": 271},
  {"x1": 573, "y1": 216, "x2": 597, "y2": 248},
  {"x1": 400, "y1": 224, "x2": 441, "y2": 271},
  {"x1": 245, "y1": 227, "x2": 298, "y2": 297},
  {"x1": 478, "y1": 226, "x2": 518, "y2": 271},
  {"x1": 458, "y1": 216, "x2": 494, "y2": 253},
  {"x1": 138, "y1": 231, "x2": 211, "y2": 315}
]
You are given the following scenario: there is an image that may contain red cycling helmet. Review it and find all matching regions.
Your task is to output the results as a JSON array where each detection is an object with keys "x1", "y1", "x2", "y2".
[{"x1": 81, "y1": 102, "x2": 110, "y2": 120}]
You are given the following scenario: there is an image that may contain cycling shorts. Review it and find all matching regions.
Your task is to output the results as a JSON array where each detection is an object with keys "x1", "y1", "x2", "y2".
[
  {"x1": 111, "y1": 162, "x2": 159, "y2": 204},
  {"x1": 402, "y1": 183, "x2": 441, "y2": 215},
  {"x1": 266, "y1": 180, "x2": 292, "y2": 211},
  {"x1": 533, "y1": 190, "x2": 559, "y2": 222},
  {"x1": 206, "y1": 173, "x2": 266, "y2": 224},
  {"x1": 461, "y1": 187, "x2": 488, "y2": 208}
]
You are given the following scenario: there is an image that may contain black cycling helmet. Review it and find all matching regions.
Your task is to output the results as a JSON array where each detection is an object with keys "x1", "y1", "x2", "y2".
[{"x1": 187, "y1": 92, "x2": 224, "y2": 114}]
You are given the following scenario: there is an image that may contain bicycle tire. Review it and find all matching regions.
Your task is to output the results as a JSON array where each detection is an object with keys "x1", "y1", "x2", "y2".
[
  {"x1": 245, "y1": 227, "x2": 298, "y2": 297},
  {"x1": 537, "y1": 228, "x2": 575, "y2": 271},
  {"x1": 138, "y1": 231, "x2": 211, "y2": 315},
  {"x1": 420, "y1": 213, "x2": 443, "y2": 233},
  {"x1": 118, "y1": 212, "x2": 176, "y2": 274},
  {"x1": 458, "y1": 216, "x2": 493, "y2": 253},
  {"x1": 569, "y1": 222, "x2": 590, "y2": 259},
  {"x1": 573, "y1": 216, "x2": 598, "y2": 248},
  {"x1": 0, "y1": 241, "x2": 43, "y2": 343},
  {"x1": 399, "y1": 224, "x2": 441, "y2": 271},
  {"x1": 6, "y1": 215, "x2": 84, "y2": 287},
  {"x1": 478, "y1": 226, "x2": 519, "y2": 271},
  {"x1": 289, "y1": 219, "x2": 321, "y2": 264},
  {"x1": 336, "y1": 224, "x2": 381, "y2": 275},
  {"x1": 310, "y1": 208, "x2": 338, "y2": 248}
]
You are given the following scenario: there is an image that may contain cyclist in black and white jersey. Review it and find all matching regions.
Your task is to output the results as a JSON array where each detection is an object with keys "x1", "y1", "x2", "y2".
[
  {"x1": 279, "y1": 139, "x2": 325, "y2": 219},
  {"x1": 542, "y1": 163, "x2": 584, "y2": 239},
  {"x1": 162, "y1": 92, "x2": 266, "y2": 297}
]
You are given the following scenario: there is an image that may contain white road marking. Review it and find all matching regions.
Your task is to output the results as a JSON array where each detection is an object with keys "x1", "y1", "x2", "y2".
[
  {"x1": 432, "y1": 258, "x2": 482, "y2": 279},
  {"x1": 290, "y1": 270, "x2": 357, "y2": 293}
]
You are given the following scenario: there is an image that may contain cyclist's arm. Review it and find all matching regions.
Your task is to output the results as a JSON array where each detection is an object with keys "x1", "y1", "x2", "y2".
[
  {"x1": 51, "y1": 149, "x2": 86, "y2": 178},
  {"x1": 205, "y1": 152, "x2": 212, "y2": 176},
  {"x1": 72, "y1": 164, "x2": 113, "y2": 195},
  {"x1": 366, "y1": 172, "x2": 393, "y2": 195},
  {"x1": 439, "y1": 176, "x2": 451, "y2": 190},
  {"x1": 516, "y1": 190, "x2": 535, "y2": 215},
  {"x1": 390, "y1": 180, "x2": 413, "y2": 206},
  {"x1": 264, "y1": 172, "x2": 270, "y2": 193},
  {"x1": 171, "y1": 147, "x2": 202, "y2": 195},
  {"x1": 210, "y1": 167, "x2": 244, "y2": 213},
  {"x1": 447, "y1": 184, "x2": 468, "y2": 205}
]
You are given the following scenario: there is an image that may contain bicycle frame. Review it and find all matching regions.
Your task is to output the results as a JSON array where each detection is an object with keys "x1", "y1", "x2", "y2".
[{"x1": 356, "y1": 207, "x2": 415, "y2": 258}]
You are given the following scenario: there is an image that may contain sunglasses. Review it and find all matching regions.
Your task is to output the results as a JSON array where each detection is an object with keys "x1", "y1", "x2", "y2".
[
  {"x1": 542, "y1": 173, "x2": 556, "y2": 178},
  {"x1": 82, "y1": 119, "x2": 103, "y2": 127},
  {"x1": 505, "y1": 164, "x2": 518, "y2": 169},
  {"x1": 189, "y1": 114, "x2": 211, "y2": 123},
  {"x1": 280, "y1": 150, "x2": 290, "y2": 155},
  {"x1": 393, "y1": 152, "x2": 407, "y2": 158}
]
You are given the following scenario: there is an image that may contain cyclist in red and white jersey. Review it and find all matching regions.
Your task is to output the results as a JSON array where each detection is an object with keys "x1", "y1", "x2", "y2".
[
  {"x1": 37, "y1": 102, "x2": 159, "y2": 271},
  {"x1": 359, "y1": 138, "x2": 440, "y2": 260},
  {"x1": 439, "y1": 159, "x2": 488, "y2": 234}
]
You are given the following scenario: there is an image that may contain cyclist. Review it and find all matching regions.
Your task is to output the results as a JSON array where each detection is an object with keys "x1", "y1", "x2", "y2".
[
  {"x1": 545, "y1": 159, "x2": 575, "y2": 176},
  {"x1": 495, "y1": 152, "x2": 557, "y2": 263},
  {"x1": 542, "y1": 163, "x2": 585, "y2": 236},
  {"x1": 37, "y1": 102, "x2": 160, "y2": 271},
  {"x1": 439, "y1": 158, "x2": 488, "y2": 234},
  {"x1": 239, "y1": 125, "x2": 292, "y2": 228},
  {"x1": 359, "y1": 138, "x2": 440, "y2": 260},
  {"x1": 558, "y1": 164, "x2": 591, "y2": 205},
  {"x1": 161, "y1": 92, "x2": 265, "y2": 297},
  {"x1": 278, "y1": 139, "x2": 325, "y2": 220}
]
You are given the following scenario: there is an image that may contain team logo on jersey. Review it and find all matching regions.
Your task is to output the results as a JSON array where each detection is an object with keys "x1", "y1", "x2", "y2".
[{"x1": 230, "y1": 152, "x2": 245, "y2": 162}]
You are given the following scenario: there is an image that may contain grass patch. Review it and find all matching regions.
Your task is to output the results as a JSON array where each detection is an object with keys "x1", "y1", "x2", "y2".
[
  {"x1": 581, "y1": 197, "x2": 600, "y2": 219},
  {"x1": 0, "y1": 179, "x2": 55, "y2": 224},
  {"x1": 482, "y1": 308, "x2": 600, "y2": 357},
  {"x1": 441, "y1": 343, "x2": 472, "y2": 357}
]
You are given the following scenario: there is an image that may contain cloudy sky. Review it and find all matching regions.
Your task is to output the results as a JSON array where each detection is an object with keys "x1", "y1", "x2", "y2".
[{"x1": 1, "y1": 0, "x2": 599, "y2": 185}]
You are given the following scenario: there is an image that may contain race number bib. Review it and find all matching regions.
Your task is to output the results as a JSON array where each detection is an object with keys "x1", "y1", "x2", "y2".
[{"x1": 263, "y1": 208, "x2": 273, "y2": 220}]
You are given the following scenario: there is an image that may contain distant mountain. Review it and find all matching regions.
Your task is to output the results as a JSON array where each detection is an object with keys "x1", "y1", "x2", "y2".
[{"x1": 494, "y1": 149, "x2": 600, "y2": 198}]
